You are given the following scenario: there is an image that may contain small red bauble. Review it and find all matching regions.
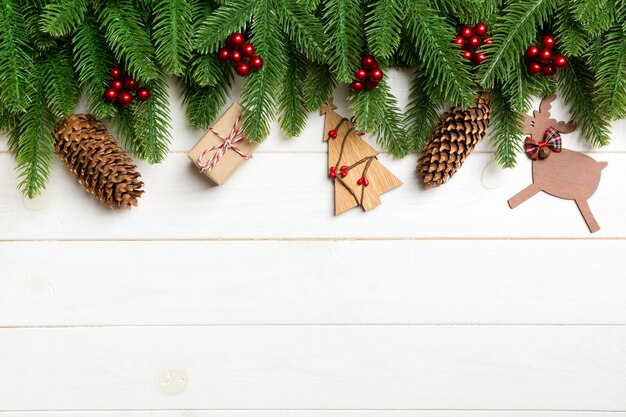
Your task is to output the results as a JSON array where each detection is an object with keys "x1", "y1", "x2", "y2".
[
  {"x1": 340, "y1": 171, "x2": 348, "y2": 178},
  {"x1": 525, "y1": 45, "x2": 540, "y2": 60},
  {"x1": 453, "y1": 36, "x2": 465, "y2": 48},
  {"x1": 229, "y1": 50, "x2": 242, "y2": 64},
  {"x1": 354, "y1": 68, "x2": 367, "y2": 81},
  {"x1": 110, "y1": 79, "x2": 124, "y2": 90},
  {"x1": 357, "y1": 177, "x2": 364, "y2": 185},
  {"x1": 363, "y1": 177, "x2": 369, "y2": 187},
  {"x1": 365, "y1": 79, "x2": 378, "y2": 90},
  {"x1": 249, "y1": 56, "x2": 263, "y2": 71},
  {"x1": 528, "y1": 62, "x2": 543, "y2": 76},
  {"x1": 104, "y1": 88, "x2": 118, "y2": 103},
  {"x1": 541, "y1": 35, "x2": 556, "y2": 50},
  {"x1": 117, "y1": 91, "x2": 133, "y2": 107},
  {"x1": 538, "y1": 48, "x2": 552, "y2": 62},
  {"x1": 468, "y1": 36, "x2": 481, "y2": 50},
  {"x1": 361, "y1": 54, "x2": 378, "y2": 69},
  {"x1": 340, "y1": 165, "x2": 349, "y2": 171},
  {"x1": 553, "y1": 55, "x2": 568, "y2": 69},
  {"x1": 109, "y1": 67, "x2": 123, "y2": 79},
  {"x1": 473, "y1": 52, "x2": 487, "y2": 64},
  {"x1": 482, "y1": 35, "x2": 493, "y2": 45},
  {"x1": 235, "y1": 62, "x2": 250, "y2": 76},
  {"x1": 218, "y1": 48, "x2": 230, "y2": 62},
  {"x1": 328, "y1": 129, "x2": 338, "y2": 139},
  {"x1": 368, "y1": 68, "x2": 383, "y2": 82},
  {"x1": 228, "y1": 32, "x2": 245, "y2": 48},
  {"x1": 461, "y1": 50, "x2": 473, "y2": 60},
  {"x1": 542, "y1": 64, "x2": 557, "y2": 77},
  {"x1": 350, "y1": 81, "x2": 364, "y2": 92},
  {"x1": 241, "y1": 43, "x2": 255, "y2": 57},
  {"x1": 124, "y1": 76, "x2": 138, "y2": 91},
  {"x1": 459, "y1": 26, "x2": 473, "y2": 38},
  {"x1": 136, "y1": 87, "x2": 150, "y2": 102},
  {"x1": 473, "y1": 22, "x2": 488, "y2": 36}
]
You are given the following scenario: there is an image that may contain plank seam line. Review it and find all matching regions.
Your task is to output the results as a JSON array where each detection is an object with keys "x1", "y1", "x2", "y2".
[
  {"x1": 3, "y1": 324, "x2": 626, "y2": 329},
  {"x1": 2, "y1": 409, "x2": 625, "y2": 413}
]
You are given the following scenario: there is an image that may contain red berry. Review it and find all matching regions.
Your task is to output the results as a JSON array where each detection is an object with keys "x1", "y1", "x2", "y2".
[
  {"x1": 473, "y1": 52, "x2": 487, "y2": 64},
  {"x1": 117, "y1": 91, "x2": 133, "y2": 107},
  {"x1": 553, "y1": 55, "x2": 568, "y2": 69},
  {"x1": 459, "y1": 26, "x2": 473, "y2": 38},
  {"x1": 124, "y1": 76, "x2": 138, "y2": 91},
  {"x1": 110, "y1": 79, "x2": 124, "y2": 90},
  {"x1": 135, "y1": 87, "x2": 150, "y2": 102},
  {"x1": 218, "y1": 48, "x2": 230, "y2": 62},
  {"x1": 453, "y1": 36, "x2": 465, "y2": 48},
  {"x1": 340, "y1": 171, "x2": 348, "y2": 178},
  {"x1": 249, "y1": 56, "x2": 263, "y2": 71},
  {"x1": 525, "y1": 45, "x2": 540, "y2": 60},
  {"x1": 473, "y1": 22, "x2": 488, "y2": 37},
  {"x1": 528, "y1": 62, "x2": 542, "y2": 76},
  {"x1": 482, "y1": 36, "x2": 493, "y2": 45},
  {"x1": 340, "y1": 165, "x2": 349, "y2": 171},
  {"x1": 228, "y1": 32, "x2": 245, "y2": 48},
  {"x1": 350, "y1": 81, "x2": 364, "y2": 92},
  {"x1": 365, "y1": 79, "x2": 378, "y2": 90},
  {"x1": 328, "y1": 129, "x2": 338, "y2": 139},
  {"x1": 541, "y1": 35, "x2": 556, "y2": 50},
  {"x1": 461, "y1": 50, "x2": 473, "y2": 60},
  {"x1": 354, "y1": 68, "x2": 368, "y2": 81},
  {"x1": 542, "y1": 64, "x2": 557, "y2": 77},
  {"x1": 235, "y1": 62, "x2": 250, "y2": 76},
  {"x1": 363, "y1": 177, "x2": 369, "y2": 187},
  {"x1": 241, "y1": 43, "x2": 255, "y2": 57},
  {"x1": 109, "y1": 67, "x2": 123, "y2": 79},
  {"x1": 361, "y1": 54, "x2": 378, "y2": 69},
  {"x1": 368, "y1": 68, "x2": 383, "y2": 82},
  {"x1": 230, "y1": 50, "x2": 242, "y2": 64},
  {"x1": 538, "y1": 48, "x2": 552, "y2": 62},
  {"x1": 468, "y1": 36, "x2": 481, "y2": 50},
  {"x1": 104, "y1": 88, "x2": 118, "y2": 103},
  {"x1": 357, "y1": 178, "x2": 363, "y2": 185}
]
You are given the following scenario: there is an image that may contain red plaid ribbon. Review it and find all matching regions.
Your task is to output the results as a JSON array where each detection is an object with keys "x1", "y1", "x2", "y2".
[
  {"x1": 197, "y1": 115, "x2": 252, "y2": 173},
  {"x1": 524, "y1": 127, "x2": 562, "y2": 161}
]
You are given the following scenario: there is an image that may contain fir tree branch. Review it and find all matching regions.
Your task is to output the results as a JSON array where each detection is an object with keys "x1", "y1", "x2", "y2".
[
  {"x1": 489, "y1": 85, "x2": 524, "y2": 168},
  {"x1": 405, "y1": 68, "x2": 443, "y2": 151},
  {"x1": 558, "y1": 58, "x2": 611, "y2": 147},
  {"x1": 404, "y1": 0, "x2": 475, "y2": 107},
  {"x1": 0, "y1": 0, "x2": 34, "y2": 112},
  {"x1": 72, "y1": 13, "x2": 117, "y2": 118},
  {"x1": 502, "y1": 61, "x2": 550, "y2": 113},
  {"x1": 365, "y1": 0, "x2": 402, "y2": 60},
  {"x1": 42, "y1": 45, "x2": 80, "y2": 118},
  {"x1": 478, "y1": 0, "x2": 557, "y2": 89},
  {"x1": 430, "y1": 0, "x2": 503, "y2": 24},
  {"x1": 275, "y1": 0, "x2": 325, "y2": 62},
  {"x1": 301, "y1": 0, "x2": 321, "y2": 12},
  {"x1": 322, "y1": 0, "x2": 363, "y2": 83},
  {"x1": 189, "y1": 53, "x2": 222, "y2": 87},
  {"x1": 570, "y1": 0, "x2": 616, "y2": 36},
  {"x1": 278, "y1": 43, "x2": 308, "y2": 137},
  {"x1": 97, "y1": 0, "x2": 159, "y2": 81},
  {"x1": 303, "y1": 61, "x2": 336, "y2": 112},
  {"x1": 40, "y1": 0, "x2": 87, "y2": 37},
  {"x1": 593, "y1": 24, "x2": 626, "y2": 119},
  {"x1": 181, "y1": 66, "x2": 233, "y2": 129},
  {"x1": 374, "y1": 80, "x2": 409, "y2": 157},
  {"x1": 152, "y1": 0, "x2": 194, "y2": 76},
  {"x1": 194, "y1": 0, "x2": 255, "y2": 53},
  {"x1": 348, "y1": 76, "x2": 386, "y2": 133},
  {"x1": 23, "y1": 0, "x2": 57, "y2": 50},
  {"x1": 554, "y1": 2, "x2": 589, "y2": 56}
]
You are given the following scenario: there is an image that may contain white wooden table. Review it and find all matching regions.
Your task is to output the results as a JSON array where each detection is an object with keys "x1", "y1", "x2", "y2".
[{"x1": 2, "y1": 71, "x2": 626, "y2": 417}]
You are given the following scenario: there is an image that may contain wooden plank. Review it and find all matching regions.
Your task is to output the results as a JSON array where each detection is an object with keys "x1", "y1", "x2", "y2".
[
  {"x1": 2, "y1": 240, "x2": 626, "y2": 327},
  {"x1": 2, "y1": 326, "x2": 626, "y2": 410},
  {"x1": 3, "y1": 412, "x2": 624, "y2": 417},
  {"x1": 0, "y1": 152, "x2": 624, "y2": 239}
]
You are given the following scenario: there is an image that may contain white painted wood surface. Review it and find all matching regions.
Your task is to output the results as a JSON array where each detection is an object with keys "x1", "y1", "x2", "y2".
[{"x1": 1, "y1": 70, "x2": 625, "y2": 415}]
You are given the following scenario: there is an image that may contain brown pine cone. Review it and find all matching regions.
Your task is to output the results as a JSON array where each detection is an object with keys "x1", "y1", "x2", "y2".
[
  {"x1": 418, "y1": 91, "x2": 491, "y2": 188},
  {"x1": 55, "y1": 114, "x2": 144, "y2": 209}
]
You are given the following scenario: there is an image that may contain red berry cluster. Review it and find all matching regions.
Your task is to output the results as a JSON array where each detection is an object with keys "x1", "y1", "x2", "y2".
[
  {"x1": 104, "y1": 67, "x2": 150, "y2": 107},
  {"x1": 454, "y1": 23, "x2": 491, "y2": 65},
  {"x1": 217, "y1": 32, "x2": 263, "y2": 77},
  {"x1": 525, "y1": 35, "x2": 568, "y2": 77},
  {"x1": 350, "y1": 55, "x2": 383, "y2": 92}
]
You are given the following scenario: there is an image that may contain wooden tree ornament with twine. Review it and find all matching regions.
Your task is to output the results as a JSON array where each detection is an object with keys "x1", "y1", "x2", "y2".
[{"x1": 321, "y1": 99, "x2": 402, "y2": 215}]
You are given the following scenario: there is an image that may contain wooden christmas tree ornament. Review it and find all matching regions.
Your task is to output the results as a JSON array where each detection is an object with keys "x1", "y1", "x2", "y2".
[
  {"x1": 508, "y1": 96, "x2": 607, "y2": 233},
  {"x1": 55, "y1": 114, "x2": 144, "y2": 210},
  {"x1": 321, "y1": 99, "x2": 402, "y2": 215}
]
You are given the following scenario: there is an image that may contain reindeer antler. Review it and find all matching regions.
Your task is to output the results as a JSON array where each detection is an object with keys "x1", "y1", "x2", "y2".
[{"x1": 523, "y1": 95, "x2": 576, "y2": 138}]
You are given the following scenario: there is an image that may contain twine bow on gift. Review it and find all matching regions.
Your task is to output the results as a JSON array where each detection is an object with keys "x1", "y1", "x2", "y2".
[
  {"x1": 197, "y1": 115, "x2": 252, "y2": 172},
  {"x1": 524, "y1": 127, "x2": 562, "y2": 161}
]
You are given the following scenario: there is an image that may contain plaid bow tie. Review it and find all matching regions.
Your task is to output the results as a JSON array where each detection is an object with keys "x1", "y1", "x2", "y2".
[{"x1": 524, "y1": 127, "x2": 562, "y2": 161}]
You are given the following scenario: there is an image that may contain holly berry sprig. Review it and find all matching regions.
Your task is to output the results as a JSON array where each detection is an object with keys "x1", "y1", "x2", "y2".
[
  {"x1": 525, "y1": 35, "x2": 568, "y2": 77},
  {"x1": 103, "y1": 67, "x2": 150, "y2": 107},
  {"x1": 350, "y1": 55, "x2": 383, "y2": 92},
  {"x1": 454, "y1": 23, "x2": 492, "y2": 65},
  {"x1": 217, "y1": 32, "x2": 264, "y2": 77}
]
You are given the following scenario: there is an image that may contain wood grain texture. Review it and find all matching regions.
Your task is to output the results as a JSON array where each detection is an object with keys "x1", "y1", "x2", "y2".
[
  {"x1": 2, "y1": 326, "x2": 626, "y2": 411},
  {"x1": 2, "y1": 240, "x2": 626, "y2": 327}
]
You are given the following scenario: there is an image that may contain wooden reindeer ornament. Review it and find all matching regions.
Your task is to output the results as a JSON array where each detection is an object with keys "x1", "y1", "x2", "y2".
[
  {"x1": 321, "y1": 99, "x2": 402, "y2": 215},
  {"x1": 508, "y1": 96, "x2": 608, "y2": 233}
]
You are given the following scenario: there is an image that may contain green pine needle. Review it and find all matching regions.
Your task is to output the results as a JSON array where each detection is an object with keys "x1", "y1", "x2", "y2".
[
  {"x1": 275, "y1": 0, "x2": 326, "y2": 62},
  {"x1": 365, "y1": 0, "x2": 402, "y2": 60},
  {"x1": 348, "y1": 76, "x2": 386, "y2": 133},
  {"x1": 152, "y1": 0, "x2": 194, "y2": 76},
  {"x1": 42, "y1": 45, "x2": 80, "y2": 118},
  {"x1": 189, "y1": 53, "x2": 222, "y2": 87},
  {"x1": 303, "y1": 62, "x2": 336, "y2": 112},
  {"x1": 40, "y1": 0, "x2": 87, "y2": 37},
  {"x1": 405, "y1": 68, "x2": 443, "y2": 151},
  {"x1": 570, "y1": 0, "x2": 616, "y2": 36},
  {"x1": 322, "y1": 0, "x2": 363, "y2": 83},
  {"x1": 374, "y1": 80, "x2": 409, "y2": 157},
  {"x1": 23, "y1": 0, "x2": 57, "y2": 50},
  {"x1": 489, "y1": 86, "x2": 524, "y2": 168},
  {"x1": 593, "y1": 24, "x2": 626, "y2": 119},
  {"x1": 181, "y1": 66, "x2": 233, "y2": 129},
  {"x1": 194, "y1": 0, "x2": 255, "y2": 53},
  {"x1": 278, "y1": 43, "x2": 308, "y2": 137},
  {"x1": 554, "y1": 3, "x2": 589, "y2": 56}
]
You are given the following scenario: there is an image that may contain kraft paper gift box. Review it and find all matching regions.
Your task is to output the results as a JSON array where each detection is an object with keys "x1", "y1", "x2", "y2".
[{"x1": 188, "y1": 103, "x2": 260, "y2": 185}]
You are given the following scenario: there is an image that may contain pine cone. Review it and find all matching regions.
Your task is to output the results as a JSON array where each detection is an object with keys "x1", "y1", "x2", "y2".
[
  {"x1": 55, "y1": 114, "x2": 144, "y2": 209},
  {"x1": 418, "y1": 92, "x2": 491, "y2": 188}
]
